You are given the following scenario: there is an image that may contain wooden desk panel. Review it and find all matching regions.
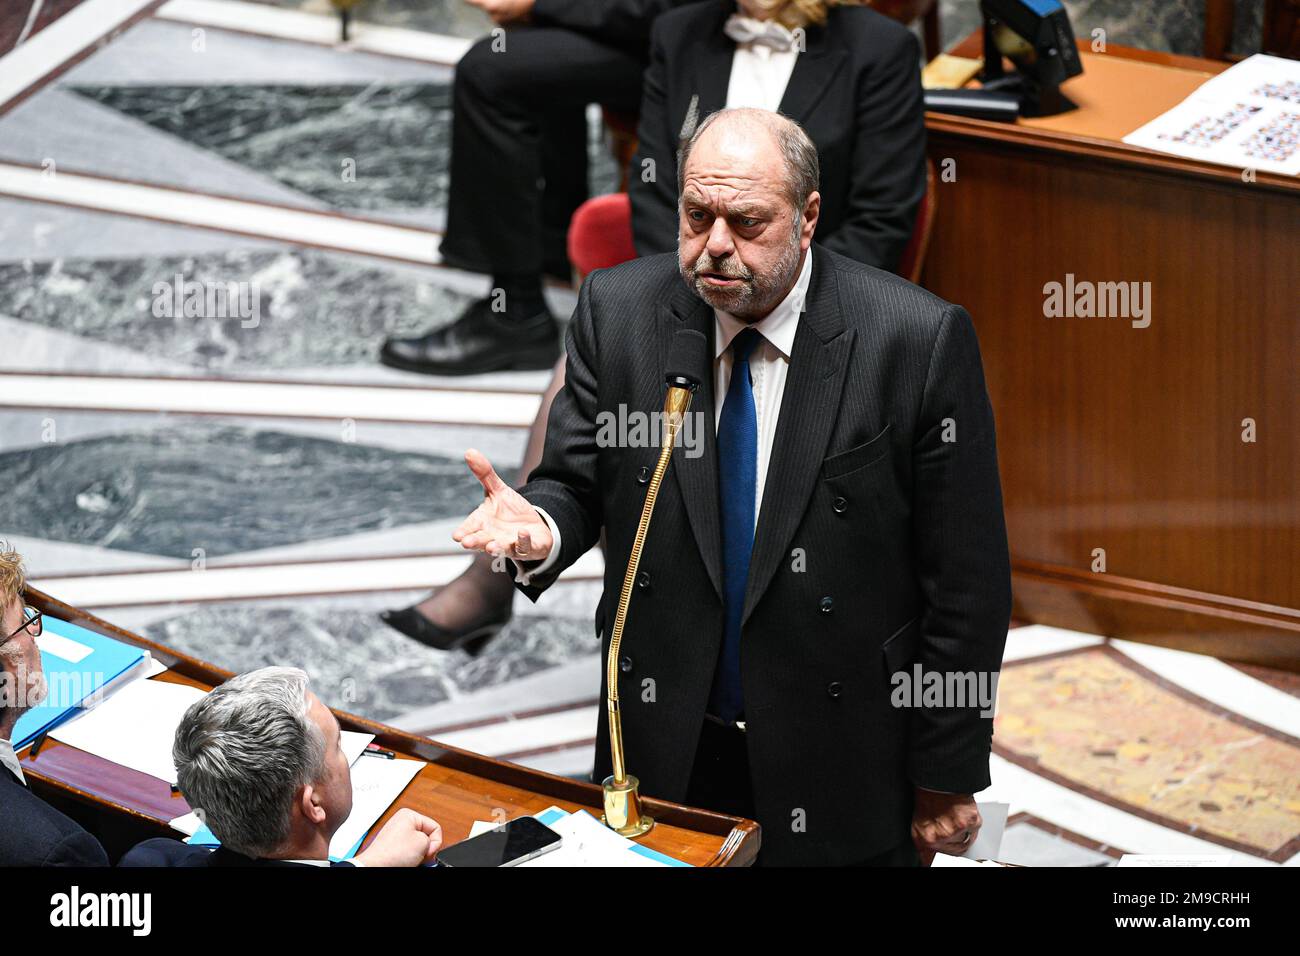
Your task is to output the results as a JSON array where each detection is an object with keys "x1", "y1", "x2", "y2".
[
  {"x1": 923, "y1": 39, "x2": 1300, "y2": 668},
  {"x1": 20, "y1": 589, "x2": 759, "y2": 866}
]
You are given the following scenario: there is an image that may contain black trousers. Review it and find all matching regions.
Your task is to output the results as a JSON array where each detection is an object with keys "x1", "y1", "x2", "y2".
[
  {"x1": 440, "y1": 26, "x2": 646, "y2": 279},
  {"x1": 684, "y1": 717, "x2": 921, "y2": 867}
]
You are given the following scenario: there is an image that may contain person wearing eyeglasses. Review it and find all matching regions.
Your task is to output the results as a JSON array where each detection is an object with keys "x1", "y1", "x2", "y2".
[{"x1": 0, "y1": 544, "x2": 110, "y2": 867}]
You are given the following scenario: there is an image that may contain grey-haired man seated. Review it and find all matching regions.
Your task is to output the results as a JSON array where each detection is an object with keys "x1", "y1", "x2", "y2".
[{"x1": 121, "y1": 667, "x2": 441, "y2": 867}]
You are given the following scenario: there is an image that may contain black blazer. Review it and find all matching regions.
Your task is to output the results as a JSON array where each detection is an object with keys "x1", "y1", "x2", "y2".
[
  {"x1": 119, "y1": 837, "x2": 356, "y2": 867},
  {"x1": 631, "y1": 1, "x2": 927, "y2": 272},
  {"x1": 0, "y1": 764, "x2": 109, "y2": 866},
  {"x1": 517, "y1": 248, "x2": 1011, "y2": 865}
]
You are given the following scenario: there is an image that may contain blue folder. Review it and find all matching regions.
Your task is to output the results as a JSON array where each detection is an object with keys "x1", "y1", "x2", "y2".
[{"x1": 12, "y1": 614, "x2": 147, "y2": 749}]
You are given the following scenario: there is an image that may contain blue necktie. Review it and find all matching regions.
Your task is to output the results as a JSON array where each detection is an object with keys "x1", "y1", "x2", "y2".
[{"x1": 708, "y1": 328, "x2": 762, "y2": 723}]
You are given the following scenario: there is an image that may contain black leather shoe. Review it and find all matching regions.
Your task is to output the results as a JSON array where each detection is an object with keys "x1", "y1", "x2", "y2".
[
  {"x1": 380, "y1": 299, "x2": 560, "y2": 376},
  {"x1": 379, "y1": 604, "x2": 511, "y2": 656}
]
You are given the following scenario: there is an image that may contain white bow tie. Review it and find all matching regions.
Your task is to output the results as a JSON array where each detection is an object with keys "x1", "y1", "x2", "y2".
[{"x1": 724, "y1": 14, "x2": 797, "y2": 53}]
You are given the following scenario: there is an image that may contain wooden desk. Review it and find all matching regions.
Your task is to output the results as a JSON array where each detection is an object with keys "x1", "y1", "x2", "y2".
[
  {"x1": 19, "y1": 587, "x2": 760, "y2": 866},
  {"x1": 923, "y1": 38, "x2": 1300, "y2": 669}
]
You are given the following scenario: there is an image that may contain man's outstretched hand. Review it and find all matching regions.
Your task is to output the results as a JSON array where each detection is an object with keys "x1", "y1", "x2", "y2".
[{"x1": 452, "y1": 449, "x2": 554, "y2": 564}]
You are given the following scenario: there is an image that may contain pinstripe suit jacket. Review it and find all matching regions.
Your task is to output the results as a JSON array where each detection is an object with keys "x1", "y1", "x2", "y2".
[{"x1": 517, "y1": 246, "x2": 1011, "y2": 865}]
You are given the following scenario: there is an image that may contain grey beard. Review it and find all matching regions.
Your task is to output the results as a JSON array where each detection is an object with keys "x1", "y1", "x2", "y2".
[{"x1": 680, "y1": 229, "x2": 803, "y2": 319}]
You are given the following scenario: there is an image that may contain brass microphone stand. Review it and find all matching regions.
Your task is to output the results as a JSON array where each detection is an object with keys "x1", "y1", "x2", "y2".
[{"x1": 601, "y1": 382, "x2": 696, "y2": 837}]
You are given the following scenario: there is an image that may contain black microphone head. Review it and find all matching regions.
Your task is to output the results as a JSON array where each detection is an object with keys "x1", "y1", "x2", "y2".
[{"x1": 665, "y1": 329, "x2": 709, "y2": 391}]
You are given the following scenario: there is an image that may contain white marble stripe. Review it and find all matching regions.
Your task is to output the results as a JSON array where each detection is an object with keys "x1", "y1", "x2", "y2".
[
  {"x1": 1001, "y1": 623, "x2": 1105, "y2": 663},
  {"x1": 0, "y1": 0, "x2": 157, "y2": 108},
  {"x1": 979, "y1": 754, "x2": 1278, "y2": 865},
  {"x1": 155, "y1": 0, "x2": 472, "y2": 65},
  {"x1": 33, "y1": 550, "x2": 605, "y2": 608},
  {"x1": 432, "y1": 706, "x2": 597, "y2": 760},
  {"x1": 1112, "y1": 638, "x2": 1300, "y2": 741},
  {"x1": 0, "y1": 163, "x2": 442, "y2": 263},
  {"x1": 0, "y1": 373, "x2": 540, "y2": 426}
]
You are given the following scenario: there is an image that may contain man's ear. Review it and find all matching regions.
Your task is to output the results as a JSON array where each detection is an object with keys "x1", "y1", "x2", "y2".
[
  {"x1": 802, "y1": 191, "x2": 821, "y2": 245},
  {"x1": 299, "y1": 784, "x2": 326, "y2": 826}
]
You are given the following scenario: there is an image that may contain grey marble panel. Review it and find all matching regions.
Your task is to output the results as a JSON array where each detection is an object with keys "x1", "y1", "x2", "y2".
[
  {"x1": 64, "y1": 81, "x2": 619, "y2": 217},
  {"x1": 139, "y1": 599, "x2": 598, "y2": 724},
  {"x1": 0, "y1": 421, "x2": 482, "y2": 558},
  {"x1": 0, "y1": 87, "x2": 335, "y2": 211},
  {"x1": 68, "y1": 83, "x2": 452, "y2": 218},
  {"x1": 0, "y1": 408, "x2": 528, "y2": 484},
  {"x1": 0, "y1": 248, "x2": 479, "y2": 371}
]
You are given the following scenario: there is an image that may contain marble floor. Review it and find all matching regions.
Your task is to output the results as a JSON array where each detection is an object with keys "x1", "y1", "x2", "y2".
[{"x1": 1, "y1": 0, "x2": 1294, "y2": 867}]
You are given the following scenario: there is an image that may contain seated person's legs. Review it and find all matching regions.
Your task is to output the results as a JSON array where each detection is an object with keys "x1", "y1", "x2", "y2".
[{"x1": 381, "y1": 27, "x2": 644, "y2": 376}]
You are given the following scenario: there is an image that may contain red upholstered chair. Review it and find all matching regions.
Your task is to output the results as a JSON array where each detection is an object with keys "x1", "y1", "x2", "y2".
[
  {"x1": 566, "y1": 191, "x2": 636, "y2": 282},
  {"x1": 566, "y1": 157, "x2": 938, "y2": 286}
]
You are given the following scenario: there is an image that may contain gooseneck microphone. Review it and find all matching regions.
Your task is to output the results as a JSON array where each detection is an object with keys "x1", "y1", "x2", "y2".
[{"x1": 602, "y1": 329, "x2": 709, "y2": 838}]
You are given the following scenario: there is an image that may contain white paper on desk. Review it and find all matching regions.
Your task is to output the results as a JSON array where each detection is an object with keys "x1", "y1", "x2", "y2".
[
  {"x1": 140, "y1": 656, "x2": 169, "y2": 679},
  {"x1": 340, "y1": 730, "x2": 375, "y2": 768},
  {"x1": 962, "y1": 802, "x2": 1009, "y2": 860},
  {"x1": 49, "y1": 679, "x2": 207, "y2": 783},
  {"x1": 328, "y1": 756, "x2": 424, "y2": 859},
  {"x1": 169, "y1": 810, "x2": 203, "y2": 837},
  {"x1": 1122, "y1": 54, "x2": 1300, "y2": 175}
]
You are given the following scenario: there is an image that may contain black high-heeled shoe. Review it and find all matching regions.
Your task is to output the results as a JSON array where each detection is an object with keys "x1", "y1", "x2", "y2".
[{"x1": 379, "y1": 604, "x2": 511, "y2": 657}]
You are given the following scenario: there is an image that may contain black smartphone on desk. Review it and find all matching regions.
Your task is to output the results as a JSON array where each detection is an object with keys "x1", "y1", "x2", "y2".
[{"x1": 436, "y1": 816, "x2": 562, "y2": 867}]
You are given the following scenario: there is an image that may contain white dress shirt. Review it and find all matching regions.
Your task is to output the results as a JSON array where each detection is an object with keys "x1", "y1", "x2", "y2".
[
  {"x1": 0, "y1": 736, "x2": 25, "y2": 785},
  {"x1": 723, "y1": 17, "x2": 801, "y2": 111},
  {"x1": 516, "y1": 249, "x2": 813, "y2": 584}
]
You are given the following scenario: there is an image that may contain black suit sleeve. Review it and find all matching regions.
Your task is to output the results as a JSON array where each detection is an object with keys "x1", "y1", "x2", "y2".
[
  {"x1": 45, "y1": 829, "x2": 110, "y2": 867},
  {"x1": 819, "y1": 27, "x2": 927, "y2": 272},
  {"x1": 531, "y1": 0, "x2": 679, "y2": 50},
  {"x1": 907, "y1": 305, "x2": 1012, "y2": 794},
  {"x1": 628, "y1": 17, "x2": 679, "y2": 257},
  {"x1": 514, "y1": 271, "x2": 607, "y2": 599}
]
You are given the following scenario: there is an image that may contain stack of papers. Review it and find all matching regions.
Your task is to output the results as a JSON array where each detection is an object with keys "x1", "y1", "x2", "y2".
[
  {"x1": 467, "y1": 806, "x2": 690, "y2": 867},
  {"x1": 1124, "y1": 54, "x2": 1300, "y2": 175},
  {"x1": 13, "y1": 616, "x2": 152, "y2": 748},
  {"x1": 48, "y1": 678, "x2": 207, "y2": 783}
]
